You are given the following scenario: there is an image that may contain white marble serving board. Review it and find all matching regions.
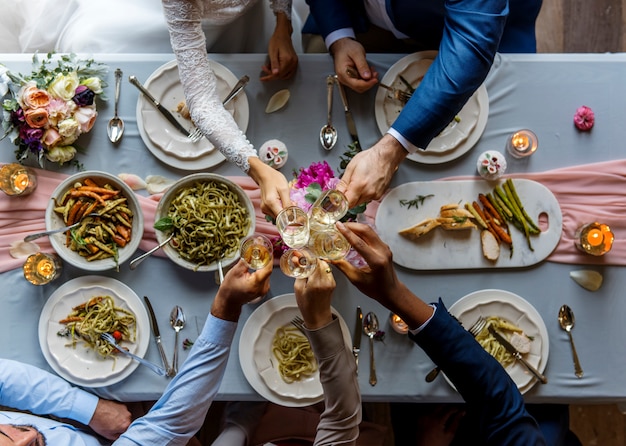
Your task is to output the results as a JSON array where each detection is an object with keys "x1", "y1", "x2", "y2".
[{"x1": 375, "y1": 179, "x2": 563, "y2": 270}]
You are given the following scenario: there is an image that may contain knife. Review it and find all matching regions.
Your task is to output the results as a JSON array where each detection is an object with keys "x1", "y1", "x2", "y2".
[
  {"x1": 143, "y1": 296, "x2": 173, "y2": 377},
  {"x1": 334, "y1": 75, "x2": 361, "y2": 150},
  {"x1": 488, "y1": 325, "x2": 548, "y2": 384},
  {"x1": 352, "y1": 306, "x2": 363, "y2": 373},
  {"x1": 129, "y1": 75, "x2": 193, "y2": 138},
  {"x1": 222, "y1": 75, "x2": 249, "y2": 106}
]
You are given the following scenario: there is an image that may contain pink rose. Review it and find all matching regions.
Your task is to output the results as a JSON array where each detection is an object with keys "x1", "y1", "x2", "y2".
[
  {"x1": 574, "y1": 105, "x2": 594, "y2": 131},
  {"x1": 74, "y1": 106, "x2": 98, "y2": 133},
  {"x1": 18, "y1": 81, "x2": 50, "y2": 109},
  {"x1": 42, "y1": 128, "x2": 62, "y2": 148},
  {"x1": 23, "y1": 107, "x2": 49, "y2": 128}
]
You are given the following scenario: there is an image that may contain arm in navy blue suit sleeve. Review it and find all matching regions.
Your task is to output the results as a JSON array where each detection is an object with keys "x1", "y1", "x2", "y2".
[
  {"x1": 392, "y1": 0, "x2": 507, "y2": 149},
  {"x1": 409, "y1": 299, "x2": 546, "y2": 446},
  {"x1": 304, "y1": 0, "x2": 358, "y2": 39}
]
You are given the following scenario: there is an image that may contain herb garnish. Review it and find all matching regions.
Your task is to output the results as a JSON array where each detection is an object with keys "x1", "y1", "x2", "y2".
[{"x1": 399, "y1": 194, "x2": 434, "y2": 210}]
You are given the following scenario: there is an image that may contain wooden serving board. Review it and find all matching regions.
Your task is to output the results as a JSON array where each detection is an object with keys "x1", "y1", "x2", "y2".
[{"x1": 375, "y1": 179, "x2": 562, "y2": 270}]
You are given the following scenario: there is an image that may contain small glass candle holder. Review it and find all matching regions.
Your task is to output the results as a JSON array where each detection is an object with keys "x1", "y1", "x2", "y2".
[
  {"x1": 23, "y1": 252, "x2": 63, "y2": 285},
  {"x1": 279, "y1": 247, "x2": 318, "y2": 278},
  {"x1": 240, "y1": 234, "x2": 274, "y2": 270},
  {"x1": 389, "y1": 313, "x2": 409, "y2": 335},
  {"x1": 308, "y1": 228, "x2": 351, "y2": 261},
  {"x1": 276, "y1": 206, "x2": 310, "y2": 248},
  {"x1": 0, "y1": 163, "x2": 38, "y2": 196},
  {"x1": 574, "y1": 222, "x2": 614, "y2": 256},
  {"x1": 309, "y1": 189, "x2": 349, "y2": 227},
  {"x1": 506, "y1": 129, "x2": 538, "y2": 159}
]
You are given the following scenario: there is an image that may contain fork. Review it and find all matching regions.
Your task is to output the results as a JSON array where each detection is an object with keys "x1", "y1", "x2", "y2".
[
  {"x1": 424, "y1": 315, "x2": 487, "y2": 382},
  {"x1": 291, "y1": 316, "x2": 306, "y2": 334},
  {"x1": 187, "y1": 127, "x2": 203, "y2": 143},
  {"x1": 100, "y1": 333, "x2": 168, "y2": 376},
  {"x1": 378, "y1": 83, "x2": 412, "y2": 104}
]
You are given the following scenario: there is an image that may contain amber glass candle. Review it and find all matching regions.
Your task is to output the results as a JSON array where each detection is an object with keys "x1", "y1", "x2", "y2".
[
  {"x1": 574, "y1": 222, "x2": 614, "y2": 256},
  {"x1": 0, "y1": 163, "x2": 37, "y2": 196}
]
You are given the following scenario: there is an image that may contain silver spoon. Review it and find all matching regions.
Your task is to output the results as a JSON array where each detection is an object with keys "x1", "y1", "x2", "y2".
[
  {"x1": 129, "y1": 234, "x2": 174, "y2": 270},
  {"x1": 319, "y1": 75, "x2": 338, "y2": 150},
  {"x1": 558, "y1": 305, "x2": 584, "y2": 378},
  {"x1": 24, "y1": 213, "x2": 100, "y2": 242},
  {"x1": 363, "y1": 311, "x2": 379, "y2": 386},
  {"x1": 107, "y1": 68, "x2": 124, "y2": 143},
  {"x1": 169, "y1": 305, "x2": 186, "y2": 376}
]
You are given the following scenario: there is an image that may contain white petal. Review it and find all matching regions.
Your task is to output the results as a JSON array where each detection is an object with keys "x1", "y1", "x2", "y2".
[
  {"x1": 10, "y1": 240, "x2": 40, "y2": 259},
  {"x1": 265, "y1": 89, "x2": 290, "y2": 113},
  {"x1": 569, "y1": 270, "x2": 603, "y2": 291},
  {"x1": 146, "y1": 175, "x2": 175, "y2": 195},
  {"x1": 118, "y1": 173, "x2": 147, "y2": 190}
]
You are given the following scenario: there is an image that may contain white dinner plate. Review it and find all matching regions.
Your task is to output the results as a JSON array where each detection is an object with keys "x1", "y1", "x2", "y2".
[
  {"x1": 136, "y1": 59, "x2": 249, "y2": 170},
  {"x1": 239, "y1": 294, "x2": 351, "y2": 407},
  {"x1": 375, "y1": 179, "x2": 563, "y2": 270},
  {"x1": 375, "y1": 51, "x2": 488, "y2": 164},
  {"x1": 38, "y1": 276, "x2": 150, "y2": 387},
  {"x1": 447, "y1": 289, "x2": 549, "y2": 394}
]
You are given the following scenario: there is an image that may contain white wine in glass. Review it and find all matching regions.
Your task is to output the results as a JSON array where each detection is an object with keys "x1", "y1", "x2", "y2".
[
  {"x1": 276, "y1": 206, "x2": 310, "y2": 248},
  {"x1": 240, "y1": 235, "x2": 273, "y2": 269},
  {"x1": 309, "y1": 228, "x2": 351, "y2": 260},
  {"x1": 309, "y1": 189, "x2": 349, "y2": 226},
  {"x1": 280, "y1": 247, "x2": 318, "y2": 278}
]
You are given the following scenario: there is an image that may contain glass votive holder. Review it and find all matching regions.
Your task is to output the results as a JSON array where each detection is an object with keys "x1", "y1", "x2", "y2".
[
  {"x1": 276, "y1": 206, "x2": 310, "y2": 248},
  {"x1": 506, "y1": 129, "x2": 538, "y2": 159},
  {"x1": 0, "y1": 163, "x2": 38, "y2": 196},
  {"x1": 574, "y1": 222, "x2": 614, "y2": 256},
  {"x1": 308, "y1": 228, "x2": 351, "y2": 261},
  {"x1": 309, "y1": 189, "x2": 349, "y2": 226},
  {"x1": 279, "y1": 247, "x2": 318, "y2": 278},
  {"x1": 240, "y1": 234, "x2": 273, "y2": 270},
  {"x1": 23, "y1": 252, "x2": 63, "y2": 285},
  {"x1": 389, "y1": 313, "x2": 409, "y2": 335}
]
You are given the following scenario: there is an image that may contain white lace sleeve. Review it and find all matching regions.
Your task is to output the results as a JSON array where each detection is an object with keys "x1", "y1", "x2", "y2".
[
  {"x1": 270, "y1": 0, "x2": 292, "y2": 20},
  {"x1": 162, "y1": 0, "x2": 257, "y2": 172}
]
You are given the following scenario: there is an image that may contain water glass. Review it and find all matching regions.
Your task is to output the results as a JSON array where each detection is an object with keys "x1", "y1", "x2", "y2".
[
  {"x1": 240, "y1": 234, "x2": 273, "y2": 269},
  {"x1": 0, "y1": 163, "x2": 38, "y2": 196},
  {"x1": 308, "y1": 228, "x2": 351, "y2": 260},
  {"x1": 276, "y1": 206, "x2": 310, "y2": 248},
  {"x1": 279, "y1": 247, "x2": 318, "y2": 278},
  {"x1": 23, "y1": 252, "x2": 63, "y2": 285},
  {"x1": 309, "y1": 189, "x2": 349, "y2": 226}
]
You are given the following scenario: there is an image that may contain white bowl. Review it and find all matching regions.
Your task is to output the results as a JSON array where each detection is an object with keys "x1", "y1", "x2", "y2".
[
  {"x1": 45, "y1": 171, "x2": 144, "y2": 271},
  {"x1": 154, "y1": 173, "x2": 255, "y2": 272}
]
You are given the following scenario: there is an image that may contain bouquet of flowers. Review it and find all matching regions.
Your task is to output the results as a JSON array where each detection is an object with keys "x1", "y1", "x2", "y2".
[{"x1": 0, "y1": 53, "x2": 108, "y2": 167}]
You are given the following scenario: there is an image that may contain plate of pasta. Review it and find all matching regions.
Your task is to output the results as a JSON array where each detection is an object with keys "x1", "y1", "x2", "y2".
[
  {"x1": 447, "y1": 289, "x2": 549, "y2": 394},
  {"x1": 239, "y1": 294, "x2": 352, "y2": 407},
  {"x1": 38, "y1": 275, "x2": 150, "y2": 387}
]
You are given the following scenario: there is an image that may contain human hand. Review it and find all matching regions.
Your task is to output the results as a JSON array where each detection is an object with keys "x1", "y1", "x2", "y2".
[
  {"x1": 89, "y1": 399, "x2": 132, "y2": 440},
  {"x1": 261, "y1": 14, "x2": 298, "y2": 81},
  {"x1": 338, "y1": 134, "x2": 407, "y2": 208},
  {"x1": 248, "y1": 157, "x2": 292, "y2": 218},
  {"x1": 330, "y1": 38, "x2": 378, "y2": 93},
  {"x1": 294, "y1": 260, "x2": 335, "y2": 330},
  {"x1": 211, "y1": 259, "x2": 273, "y2": 322}
]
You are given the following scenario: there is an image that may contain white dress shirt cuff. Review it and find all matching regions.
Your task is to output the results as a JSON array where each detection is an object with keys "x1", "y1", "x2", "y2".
[
  {"x1": 325, "y1": 28, "x2": 356, "y2": 50},
  {"x1": 408, "y1": 304, "x2": 437, "y2": 335},
  {"x1": 387, "y1": 128, "x2": 422, "y2": 154},
  {"x1": 70, "y1": 390, "x2": 100, "y2": 426}
]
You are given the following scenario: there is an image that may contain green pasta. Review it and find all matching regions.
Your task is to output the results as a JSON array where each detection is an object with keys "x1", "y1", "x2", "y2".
[{"x1": 272, "y1": 326, "x2": 318, "y2": 383}]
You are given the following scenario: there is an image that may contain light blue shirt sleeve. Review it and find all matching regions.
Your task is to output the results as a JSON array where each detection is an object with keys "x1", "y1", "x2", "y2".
[
  {"x1": 114, "y1": 313, "x2": 237, "y2": 446},
  {"x1": 0, "y1": 358, "x2": 99, "y2": 426},
  {"x1": 324, "y1": 28, "x2": 356, "y2": 50}
]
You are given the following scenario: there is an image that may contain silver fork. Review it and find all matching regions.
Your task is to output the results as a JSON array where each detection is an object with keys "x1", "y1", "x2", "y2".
[
  {"x1": 187, "y1": 127, "x2": 203, "y2": 143},
  {"x1": 291, "y1": 316, "x2": 306, "y2": 334},
  {"x1": 378, "y1": 83, "x2": 412, "y2": 104},
  {"x1": 100, "y1": 333, "x2": 168, "y2": 376},
  {"x1": 425, "y1": 315, "x2": 487, "y2": 382}
]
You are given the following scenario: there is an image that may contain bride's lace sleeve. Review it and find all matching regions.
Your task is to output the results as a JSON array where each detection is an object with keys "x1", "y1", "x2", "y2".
[
  {"x1": 161, "y1": 0, "x2": 257, "y2": 172},
  {"x1": 270, "y1": 0, "x2": 292, "y2": 20}
]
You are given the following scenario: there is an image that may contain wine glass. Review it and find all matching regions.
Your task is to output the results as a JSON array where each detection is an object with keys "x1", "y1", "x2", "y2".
[
  {"x1": 240, "y1": 234, "x2": 273, "y2": 269},
  {"x1": 279, "y1": 247, "x2": 318, "y2": 278},
  {"x1": 309, "y1": 189, "x2": 349, "y2": 227},
  {"x1": 309, "y1": 228, "x2": 351, "y2": 260},
  {"x1": 275, "y1": 206, "x2": 310, "y2": 248}
]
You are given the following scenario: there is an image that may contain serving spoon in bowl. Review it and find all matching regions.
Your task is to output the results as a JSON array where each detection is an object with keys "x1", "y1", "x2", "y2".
[
  {"x1": 24, "y1": 213, "x2": 100, "y2": 242},
  {"x1": 129, "y1": 234, "x2": 174, "y2": 270},
  {"x1": 107, "y1": 68, "x2": 124, "y2": 143}
]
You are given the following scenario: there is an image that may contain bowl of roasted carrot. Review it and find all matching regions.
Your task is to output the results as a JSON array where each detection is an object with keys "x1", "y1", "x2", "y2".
[{"x1": 45, "y1": 171, "x2": 144, "y2": 271}]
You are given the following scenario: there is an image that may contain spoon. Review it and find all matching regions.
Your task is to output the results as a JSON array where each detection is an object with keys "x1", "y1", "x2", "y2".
[
  {"x1": 169, "y1": 305, "x2": 186, "y2": 376},
  {"x1": 107, "y1": 68, "x2": 124, "y2": 143},
  {"x1": 24, "y1": 213, "x2": 100, "y2": 242},
  {"x1": 319, "y1": 75, "x2": 338, "y2": 150},
  {"x1": 129, "y1": 234, "x2": 174, "y2": 270},
  {"x1": 558, "y1": 304, "x2": 584, "y2": 378},
  {"x1": 363, "y1": 311, "x2": 379, "y2": 386}
]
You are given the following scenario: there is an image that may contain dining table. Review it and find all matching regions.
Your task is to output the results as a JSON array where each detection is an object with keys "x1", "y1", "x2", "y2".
[{"x1": 1, "y1": 51, "x2": 625, "y2": 406}]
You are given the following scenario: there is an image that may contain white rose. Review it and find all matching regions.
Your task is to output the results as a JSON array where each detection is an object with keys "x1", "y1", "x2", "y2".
[
  {"x1": 74, "y1": 106, "x2": 98, "y2": 133},
  {"x1": 57, "y1": 118, "x2": 81, "y2": 145},
  {"x1": 48, "y1": 72, "x2": 80, "y2": 101},
  {"x1": 45, "y1": 145, "x2": 77, "y2": 164},
  {"x1": 81, "y1": 77, "x2": 103, "y2": 94}
]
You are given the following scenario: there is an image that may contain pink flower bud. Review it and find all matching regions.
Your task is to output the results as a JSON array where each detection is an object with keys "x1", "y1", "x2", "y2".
[{"x1": 574, "y1": 105, "x2": 594, "y2": 131}]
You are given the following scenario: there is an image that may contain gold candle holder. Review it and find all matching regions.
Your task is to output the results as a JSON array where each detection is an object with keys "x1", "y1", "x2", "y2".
[
  {"x1": 574, "y1": 222, "x2": 614, "y2": 256},
  {"x1": 23, "y1": 252, "x2": 63, "y2": 285},
  {"x1": 506, "y1": 129, "x2": 538, "y2": 159},
  {"x1": 0, "y1": 163, "x2": 38, "y2": 196},
  {"x1": 389, "y1": 313, "x2": 409, "y2": 335}
]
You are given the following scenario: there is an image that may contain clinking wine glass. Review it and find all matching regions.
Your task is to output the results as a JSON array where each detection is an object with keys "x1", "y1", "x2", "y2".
[
  {"x1": 280, "y1": 247, "x2": 318, "y2": 278},
  {"x1": 240, "y1": 234, "x2": 273, "y2": 269},
  {"x1": 309, "y1": 189, "x2": 349, "y2": 227},
  {"x1": 276, "y1": 206, "x2": 310, "y2": 248},
  {"x1": 309, "y1": 228, "x2": 351, "y2": 260}
]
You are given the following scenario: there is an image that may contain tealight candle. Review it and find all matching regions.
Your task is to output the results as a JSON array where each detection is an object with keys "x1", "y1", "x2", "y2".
[
  {"x1": 389, "y1": 313, "x2": 409, "y2": 335},
  {"x1": 0, "y1": 163, "x2": 37, "y2": 196},
  {"x1": 506, "y1": 129, "x2": 538, "y2": 158},
  {"x1": 574, "y1": 222, "x2": 614, "y2": 256},
  {"x1": 23, "y1": 252, "x2": 63, "y2": 285}
]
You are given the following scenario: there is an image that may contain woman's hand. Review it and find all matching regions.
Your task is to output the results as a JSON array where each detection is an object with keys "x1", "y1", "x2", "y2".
[
  {"x1": 248, "y1": 157, "x2": 292, "y2": 218},
  {"x1": 261, "y1": 12, "x2": 298, "y2": 81}
]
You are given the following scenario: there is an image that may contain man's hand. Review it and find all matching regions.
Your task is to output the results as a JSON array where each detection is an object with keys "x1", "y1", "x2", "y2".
[
  {"x1": 248, "y1": 157, "x2": 292, "y2": 218},
  {"x1": 294, "y1": 259, "x2": 335, "y2": 330},
  {"x1": 330, "y1": 38, "x2": 378, "y2": 93},
  {"x1": 89, "y1": 399, "x2": 132, "y2": 440}
]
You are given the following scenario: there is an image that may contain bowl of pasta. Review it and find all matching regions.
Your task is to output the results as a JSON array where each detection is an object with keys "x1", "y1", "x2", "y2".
[
  {"x1": 154, "y1": 173, "x2": 255, "y2": 272},
  {"x1": 45, "y1": 171, "x2": 144, "y2": 271}
]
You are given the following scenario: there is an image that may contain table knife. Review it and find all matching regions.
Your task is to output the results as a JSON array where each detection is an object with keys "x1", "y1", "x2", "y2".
[
  {"x1": 334, "y1": 76, "x2": 361, "y2": 150},
  {"x1": 488, "y1": 325, "x2": 548, "y2": 384},
  {"x1": 352, "y1": 306, "x2": 363, "y2": 373},
  {"x1": 129, "y1": 75, "x2": 192, "y2": 138},
  {"x1": 222, "y1": 75, "x2": 249, "y2": 106},
  {"x1": 143, "y1": 296, "x2": 172, "y2": 377}
]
